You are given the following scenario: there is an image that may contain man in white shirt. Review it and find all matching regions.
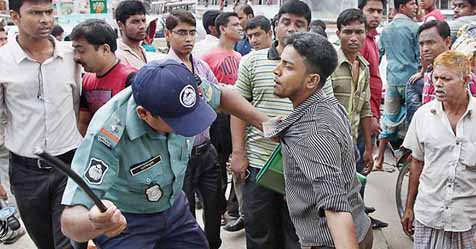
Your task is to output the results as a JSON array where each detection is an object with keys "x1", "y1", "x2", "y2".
[
  {"x1": 0, "y1": 1, "x2": 82, "y2": 248},
  {"x1": 401, "y1": 50, "x2": 476, "y2": 248},
  {"x1": 194, "y1": 10, "x2": 221, "y2": 58}
]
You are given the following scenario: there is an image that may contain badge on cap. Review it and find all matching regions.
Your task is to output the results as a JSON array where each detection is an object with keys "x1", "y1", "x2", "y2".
[
  {"x1": 145, "y1": 184, "x2": 163, "y2": 202},
  {"x1": 84, "y1": 158, "x2": 109, "y2": 185},
  {"x1": 179, "y1": 85, "x2": 196, "y2": 108}
]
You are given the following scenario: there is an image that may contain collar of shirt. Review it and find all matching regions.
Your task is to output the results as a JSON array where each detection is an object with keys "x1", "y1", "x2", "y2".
[
  {"x1": 393, "y1": 13, "x2": 414, "y2": 22},
  {"x1": 118, "y1": 40, "x2": 146, "y2": 60},
  {"x1": 125, "y1": 94, "x2": 164, "y2": 140},
  {"x1": 366, "y1": 29, "x2": 378, "y2": 39},
  {"x1": 336, "y1": 46, "x2": 369, "y2": 69},
  {"x1": 274, "y1": 90, "x2": 336, "y2": 137},
  {"x1": 429, "y1": 92, "x2": 476, "y2": 117},
  {"x1": 267, "y1": 40, "x2": 280, "y2": 60},
  {"x1": 205, "y1": 34, "x2": 219, "y2": 42},
  {"x1": 12, "y1": 36, "x2": 64, "y2": 64}
]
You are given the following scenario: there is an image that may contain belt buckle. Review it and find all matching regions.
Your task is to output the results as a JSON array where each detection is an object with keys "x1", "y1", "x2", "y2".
[{"x1": 37, "y1": 159, "x2": 52, "y2": 170}]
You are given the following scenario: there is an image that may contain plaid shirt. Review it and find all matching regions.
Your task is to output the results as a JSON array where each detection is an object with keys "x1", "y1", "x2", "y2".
[{"x1": 422, "y1": 70, "x2": 476, "y2": 104}]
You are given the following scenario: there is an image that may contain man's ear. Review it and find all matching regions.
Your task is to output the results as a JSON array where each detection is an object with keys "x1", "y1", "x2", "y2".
[
  {"x1": 305, "y1": 73, "x2": 321, "y2": 90},
  {"x1": 10, "y1": 10, "x2": 20, "y2": 26},
  {"x1": 136, "y1": 106, "x2": 149, "y2": 120},
  {"x1": 165, "y1": 29, "x2": 171, "y2": 42}
]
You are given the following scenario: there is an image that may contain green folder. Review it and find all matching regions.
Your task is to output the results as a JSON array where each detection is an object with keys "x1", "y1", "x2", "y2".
[{"x1": 256, "y1": 144, "x2": 367, "y2": 194}]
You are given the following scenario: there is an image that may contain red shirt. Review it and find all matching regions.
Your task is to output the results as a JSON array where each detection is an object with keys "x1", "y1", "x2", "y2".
[
  {"x1": 80, "y1": 62, "x2": 137, "y2": 114},
  {"x1": 423, "y1": 9, "x2": 445, "y2": 22},
  {"x1": 201, "y1": 48, "x2": 241, "y2": 85},
  {"x1": 360, "y1": 29, "x2": 383, "y2": 120}
]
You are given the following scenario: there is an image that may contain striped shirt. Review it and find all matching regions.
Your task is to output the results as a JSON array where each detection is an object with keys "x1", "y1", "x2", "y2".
[
  {"x1": 235, "y1": 41, "x2": 334, "y2": 169},
  {"x1": 272, "y1": 90, "x2": 370, "y2": 247},
  {"x1": 331, "y1": 47, "x2": 372, "y2": 141},
  {"x1": 234, "y1": 42, "x2": 293, "y2": 169}
]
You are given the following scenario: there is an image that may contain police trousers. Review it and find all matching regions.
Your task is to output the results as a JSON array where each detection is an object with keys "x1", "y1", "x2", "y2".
[{"x1": 94, "y1": 192, "x2": 208, "y2": 249}]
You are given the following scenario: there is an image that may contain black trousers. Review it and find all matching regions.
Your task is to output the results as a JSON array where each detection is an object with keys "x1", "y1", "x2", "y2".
[
  {"x1": 8, "y1": 150, "x2": 82, "y2": 249},
  {"x1": 243, "y1": 167, "x2": 301, "y2": 249},
  {"x1": 183, "y1": 143, "x2": 224, "y2": 249}
]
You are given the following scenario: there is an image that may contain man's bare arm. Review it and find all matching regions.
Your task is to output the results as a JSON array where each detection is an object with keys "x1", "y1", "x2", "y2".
[
  {"x1": 325, "y1": 210, "x2": 359, "y2": 249},
  {"x1": 230, "y1": 115, "x2": 249, "y2": 181},
  {"x1": 401, "y1": 157, "x2": 423, "y2": 235}
]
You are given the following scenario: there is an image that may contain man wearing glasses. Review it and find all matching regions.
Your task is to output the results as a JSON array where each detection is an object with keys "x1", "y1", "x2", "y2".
[{"x1": 164, "y1": 9, "x2": 224, "y2": 249}]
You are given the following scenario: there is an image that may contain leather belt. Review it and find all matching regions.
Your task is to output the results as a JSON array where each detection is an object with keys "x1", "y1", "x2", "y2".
[{"x1": 11, "y1": 150, "x2": 75, "y2": 170}]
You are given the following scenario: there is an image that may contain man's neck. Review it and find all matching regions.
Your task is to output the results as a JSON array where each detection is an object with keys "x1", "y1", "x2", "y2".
[
  {"x1": 443, "y1": 94, "x2": 470, "y2": 115},
  {"x1": 96, "y1": 56, "x2": 118, "y2": 77},
  {"x1": 343, "y1": 50, "x2": 358, "y2": 63},
  {"x1": 122, "y1": 36, "x2": 141, "y2": 50},
  {"x1": 174, "y1": 49, "x2": 191, "y2": 63},
  {"x1": 17, "y1": 33, "x2": 53, "y2": 60},
  {"x1": 291, "y1": 90, "x2": 315, "y2": 108},
  {"x1": 219, "y1": 36, "x2": 237, "y2": 50},
  {"x1": 424, "y1": 6, "x2": 435, "y2": 14},
  {"x1": 276, "y1": 41, "x2": 284, "y2": 57}
]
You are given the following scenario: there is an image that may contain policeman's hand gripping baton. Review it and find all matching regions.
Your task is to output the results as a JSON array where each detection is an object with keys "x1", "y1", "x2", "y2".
[{"x1": 36, "y1": 152, "x2": 107, "y2": 212}]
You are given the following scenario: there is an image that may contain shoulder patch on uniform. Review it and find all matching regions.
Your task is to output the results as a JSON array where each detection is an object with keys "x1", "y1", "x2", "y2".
[
  {"x1": 97, "y1": 115, "x2": 125, "y2": 149},
  {"x1": 84, "y1": 158, "x2": 109, "y2": 185}
]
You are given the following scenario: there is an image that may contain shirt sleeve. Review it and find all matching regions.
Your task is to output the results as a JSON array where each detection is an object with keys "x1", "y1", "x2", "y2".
[
  {"x1": 293, "y1": 133, "x2": 352, "y2": 214},
  {"x1": 199, "y1": 79, "x2": 222, "y2": 111},
  {"x1": 234, "y1": 53, "x2": 254, "y2": 100},
  {"x1": 0, "y1": 84, "x2": 4, "y2": 146},
  {"x1": 378, "y1": 32, "x2": 385, "y2": 63},
  {"x1": 62, "y1": 132, "x2": 120, "y2": 209},
  {"x1": 402, "y1": 111, "x2": 424, "y2": 161},
  {"x1": 360, "y1": 71, "x2": 373, "y2": 119}
]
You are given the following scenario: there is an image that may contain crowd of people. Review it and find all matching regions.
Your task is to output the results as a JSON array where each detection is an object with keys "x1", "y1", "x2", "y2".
[{"x1": 0, "y1": 0, "x2": 476, "y2": 249}]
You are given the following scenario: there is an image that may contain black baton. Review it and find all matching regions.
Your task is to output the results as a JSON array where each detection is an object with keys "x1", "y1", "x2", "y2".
[{"x1": 36, "y1": 152, "x2": 107, "y2": 212}]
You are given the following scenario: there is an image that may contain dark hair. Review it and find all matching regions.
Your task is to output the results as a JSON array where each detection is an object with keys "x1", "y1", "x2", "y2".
[
  {"x1": 310, "y1": 19, "x2": 327, "y2": 38},
  {"x1": 394, "y1": 0, "x2": 413, "y2": 10},
  {"x1": 417, "y1": 20, "x2": 450, "y2": 39},
  {"x1": 215, "y1": 12, "x2": 239, "y2": 36},
  {"x1": 166, "y1": 9, "x2": 196, "y2": 30},
  {"x1": 202, "y1": 10, "x2": 221, "y2": 34},
  {"x1": 235, "y1": 4, "x2": 254, "y2": 16},
  {"x1": 358, "y1": 0, "x2": 386, "y2": 10},
  {"x1": 9, "y1": 0, "x2": 51, "y2": 12},
  {"x1": 245, "y1": 15, "x2": 271, "y2": 33},
  {"x1": 336, "y1": 8, "x2": 367, "y2": 31},
  {"x1": 51, "y1": 25, "x2": 64, "y2": 37},
  {"x1": 115, "y1": 0, "x2": 146, "y2": 24},
  {"x1": 277, "y1": 0, "x2": 311, "y2": 27},
  {"x1": 70, "y1": 19, "x2": 117, "y2": 52},
  {"x1": 468, "y1": 0, "x2": 476, "y2": 7},
  {"x1": 284, "y1": 32, "x2": 338, "y2": 87},
  {"x1": 0, "y1": 27, "x2": 5, "y2": 32}
]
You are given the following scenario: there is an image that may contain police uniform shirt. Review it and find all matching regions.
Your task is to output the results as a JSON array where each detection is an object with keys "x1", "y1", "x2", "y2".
[{"x1": 62, "y1": 80, "x2": 221, "y2": 214}]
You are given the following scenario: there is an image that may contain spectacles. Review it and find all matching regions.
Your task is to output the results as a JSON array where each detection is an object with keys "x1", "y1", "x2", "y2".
[{"x1": 171, "y1": 30, "x2": 197, "y2": 37}]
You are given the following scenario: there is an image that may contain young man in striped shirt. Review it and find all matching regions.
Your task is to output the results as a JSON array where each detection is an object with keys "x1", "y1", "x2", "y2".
[{"x1": 272, "y1": 32, "x2": 372, "y2": 249}]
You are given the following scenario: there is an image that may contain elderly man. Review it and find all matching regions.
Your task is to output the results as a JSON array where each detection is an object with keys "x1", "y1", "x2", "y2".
[{"x1": 401, "y1": 50, "x2": 476, "y2": 248}]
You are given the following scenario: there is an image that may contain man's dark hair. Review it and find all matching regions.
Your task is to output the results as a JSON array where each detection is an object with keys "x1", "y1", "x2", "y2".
[
  {"x1": 245, "y1": 15, "x2": 271, "y2": 33},
  {"x1": 70, "y1": 19, "x2": 117, "y2": 52},
  {"x1": 202, "y1": 10, "x2": 221, "y2": 34},
  {"x1": 336, "y1": 8, "x2": 367, "y2": 31},
  {"x1": 284, "y1": 32, "x2": 338, "y2": 87},
  {"x1": 310, "y1": 19, "x2": 327, "y2": 38},
  {"x1": 235, "y1": 4, "x2": 254, "y2": 16},
  {"x1": 215, "y1": 12, "x2": 239, "y2": 36},
  {"x1": 166, "y1": 9, "x2": 196, "y2": 30},
  {"x1": 51, "y1": 25, "x2": 64, "y2": 37},
  {"x1": 394, "y1": 0, "x2": 412, "y2": 10},
  {"x1": 0, "y1": 27, "x2": 5, "y2": 32},
  {"x1": 277, "y1": 0, "x2": 311, "y2": 27},
  {"x1": 9, "y1": 0, "x2": 51, "y2": 13},
  {"x1": 358, "y1": 0, "x2": 386, "y2": 10},
  {"x1": 468, "y1": 0, "x2": 476, "y2": 7},
  {"x1": 115, "y1": 0, "x2": 146, "y2": 24},
  {"x1": 417, "y1": 20, "x2": 450, "y2": 38}
]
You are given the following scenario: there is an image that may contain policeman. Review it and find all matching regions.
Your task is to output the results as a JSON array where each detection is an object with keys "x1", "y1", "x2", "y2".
[{"x1": 60, "y1": 59, "x2": 267, "y2": 249}]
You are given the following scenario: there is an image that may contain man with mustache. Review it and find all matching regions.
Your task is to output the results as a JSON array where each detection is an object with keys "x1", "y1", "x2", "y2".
[
  {"x1": 401, "y1": 50, "x2": 476, "y2": 248},
  {"x1": 330, "y1": 8, "x2": 374, "y2": 186},
  {"x1": 115, "y1": 0, "x2": 148, "y2": 69},
  {"x1": 72, "y1": 19, "x2": 137, "y2": 136}
]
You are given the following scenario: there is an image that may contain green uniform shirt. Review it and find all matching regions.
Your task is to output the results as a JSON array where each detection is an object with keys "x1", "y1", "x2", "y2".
[{"x1": 62, "y1": 80, "x2": 221, "y2": 214}]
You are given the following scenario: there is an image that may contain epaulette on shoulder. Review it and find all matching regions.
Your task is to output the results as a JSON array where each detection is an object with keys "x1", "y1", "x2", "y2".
[{"x1": 96, "y1": 114, "x2": 125, "y2": 149}]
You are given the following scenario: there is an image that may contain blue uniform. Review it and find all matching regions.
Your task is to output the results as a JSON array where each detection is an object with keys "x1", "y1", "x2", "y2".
[{"x1": 62, "y1": 77, "x2": 221, "y2": 248}]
